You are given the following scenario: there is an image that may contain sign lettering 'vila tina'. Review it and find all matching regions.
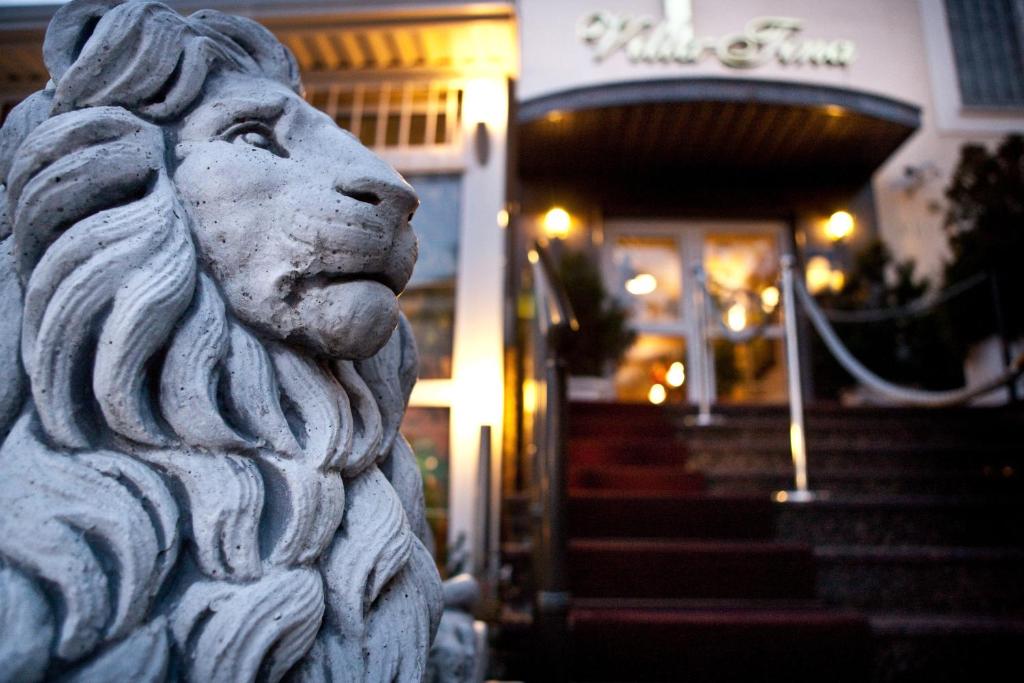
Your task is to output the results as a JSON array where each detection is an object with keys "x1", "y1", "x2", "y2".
[{"x1": 578, "y1": 0, "x2": 856, "y2": 68}]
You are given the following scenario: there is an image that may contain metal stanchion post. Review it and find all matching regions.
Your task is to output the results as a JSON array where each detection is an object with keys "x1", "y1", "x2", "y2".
[
  {"x1": 474, "y1": 425, "x2": 492, "y2": 588},
  {"x1": 778, "y1": 255, "x2": 816, "y2": 503},
  {"x1": 686, "y1": 264, "x2": 720, "y2": 427}
]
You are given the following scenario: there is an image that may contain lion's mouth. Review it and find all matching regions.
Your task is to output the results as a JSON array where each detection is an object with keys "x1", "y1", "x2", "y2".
[{"x1": 287, "y1": 270, "x2": 402, "y2": 300}]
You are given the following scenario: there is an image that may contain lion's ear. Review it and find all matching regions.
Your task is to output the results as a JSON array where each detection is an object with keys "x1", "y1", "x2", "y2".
[
  {"x1": 42, "y1": 0, "x2": 123, "y2": 85},
  {"x1": 190, "y1": 9, "x2": 302, "y2": 94}
]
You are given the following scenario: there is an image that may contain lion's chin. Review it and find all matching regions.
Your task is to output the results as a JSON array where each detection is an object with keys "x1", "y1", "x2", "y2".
[{"x1": 291, "y1": 279, "x2": 400, "y2": 359}]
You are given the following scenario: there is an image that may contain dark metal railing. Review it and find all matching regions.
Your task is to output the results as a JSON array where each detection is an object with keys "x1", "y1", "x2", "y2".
[{"x1": 527, "y1": 241, "x2": 577, "y2": 678}]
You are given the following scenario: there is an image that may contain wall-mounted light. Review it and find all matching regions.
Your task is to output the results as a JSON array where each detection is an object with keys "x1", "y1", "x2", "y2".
[
  {"x1": 829, "y1": 269, "x2": 845, "y2": 292},
  {"x1": 760, "y1": 285, "x2": 780, "y2": 311},
  {"x1": 806, "y1": 255, "x2": 845, "y2": 294},
  {"x1": 805, "y1": 255, "x2": 833, "y2": 294},
  {"x1": 543, "y1": 207, "x2": 571, "y2": 239},
  {"x1": 648, "y1": 383, "x2": 667, "y2": 405},
  {"x1": 463, "y1": 78, "x2": 507, "y2": 168},
  {"x1": 625, "y1": 273, "x2": 657, "y2": 295},
  {"x1": 824, "y1": 210, "x2": 854, "y2": 242}
]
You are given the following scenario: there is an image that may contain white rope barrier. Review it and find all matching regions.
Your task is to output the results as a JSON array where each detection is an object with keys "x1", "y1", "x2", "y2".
[
  {"x1": 820, "y1": 271, "x2": 989, "y2": 324},
  {"x1": 796, "y1": 277, "x2": 1024, "y2": 407}
]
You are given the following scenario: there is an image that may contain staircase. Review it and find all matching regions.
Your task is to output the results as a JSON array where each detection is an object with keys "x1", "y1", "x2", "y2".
[{"x1": 560, "y1": 401, "x2": 1024, "y2": 682}]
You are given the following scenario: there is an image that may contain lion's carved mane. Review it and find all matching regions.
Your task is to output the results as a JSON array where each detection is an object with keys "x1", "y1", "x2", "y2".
[{"x1": 0, "y1": 1, "x2": 442, "y2": 680}]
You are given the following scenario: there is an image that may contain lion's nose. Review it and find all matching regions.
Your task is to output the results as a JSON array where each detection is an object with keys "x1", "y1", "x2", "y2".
[{"x1": 335, "y1": 176, "x2": 419, "y2": 222}]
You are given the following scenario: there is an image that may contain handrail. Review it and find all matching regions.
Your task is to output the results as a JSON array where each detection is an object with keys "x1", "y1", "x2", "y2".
[
  {"x1": 530, "y1": 242, "x2": 580, "y2": 346},
  {"x1": 527, "y1": 241, "x2": 577, "y2": 679}
]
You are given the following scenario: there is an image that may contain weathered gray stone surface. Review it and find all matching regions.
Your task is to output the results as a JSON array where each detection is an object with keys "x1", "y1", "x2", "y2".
[{"x1": 0, "y1": 0, "x2": 448, "y2": 679}]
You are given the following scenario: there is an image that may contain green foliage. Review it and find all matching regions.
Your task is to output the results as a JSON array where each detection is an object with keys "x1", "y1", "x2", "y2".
[
  {"x1": 942, "y1": 134, "x2": 1024, "y2": 350},
  {"x1": 555, "y1": 247, "x2": 636, "y2": 376},
  {"x1": 811, "y1": 240, "x2": 962, "y2": 398}
]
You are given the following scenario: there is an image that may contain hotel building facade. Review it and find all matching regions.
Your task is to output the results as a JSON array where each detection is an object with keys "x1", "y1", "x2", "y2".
[{"x1": 1, "y1": 0, "x2": 1021, "y2": 558}]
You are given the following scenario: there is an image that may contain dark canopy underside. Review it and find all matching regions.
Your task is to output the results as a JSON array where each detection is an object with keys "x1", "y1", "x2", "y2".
[{"x1": 517, "y1": 78, "x2": 920, "y2": 213}]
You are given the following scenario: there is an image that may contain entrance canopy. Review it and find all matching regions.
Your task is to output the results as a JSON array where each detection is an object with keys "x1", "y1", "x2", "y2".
[{"x1": 518, "y1": 78, "x2": 920, "y2": 211}]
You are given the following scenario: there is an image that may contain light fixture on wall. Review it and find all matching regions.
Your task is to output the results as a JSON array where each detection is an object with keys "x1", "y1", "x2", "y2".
[
  {"x1": 542, "y1": 206, "x2": 571, "y2": 239},
  {"x1": 805, "y1": 255, "x2": 845, "y2": 295},
  {"x1": 805, "y1": 255, "x2": 834, "y2": 294},
  {"x1": 824, "y1": 210, "x2": 854, "y2": 242},
  {"x1": 463, "y1": 78, "x2": 507, "y2": 168}
]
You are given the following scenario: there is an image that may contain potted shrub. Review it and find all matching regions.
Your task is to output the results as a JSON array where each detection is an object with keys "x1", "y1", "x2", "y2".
[
  {"x1": 554, "y1": 246, "x2": 636, "y2": 400},
  {"x1": 942, "y1": 134, "x2": 1024, "y2": 402}
]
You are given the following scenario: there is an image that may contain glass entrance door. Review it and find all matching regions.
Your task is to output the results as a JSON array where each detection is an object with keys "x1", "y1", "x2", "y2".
[{"x1": 604, "y1": 220, "x2": 788, "y2": 404}]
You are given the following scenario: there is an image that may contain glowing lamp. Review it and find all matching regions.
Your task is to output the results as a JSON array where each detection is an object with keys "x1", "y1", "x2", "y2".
[
  {"x1": 805, "y1": 256, "x2": 833, "y2": 294},
  {"x1": 829, "y1": 269, "x2": 846, "y2": 292},
  {"x1": 825, "y1": 211, "x2": 854, "y2": 242},
  {"x1": 760, "y1": 286, "x2": 780, "y2": 311},
  {"x1": 462, "y1": 78, "x2": 507, "y2": 127},
  {"x1": 625, "y1": 273, "x2": 657, "y2": 295},
  {"x1": 726, "y1": 302, "x2": 747, "y2": 332},
  {"x1": 648, "y1": 383, "x2": 667, "y2": 405},
  {"x1": 666, "y1": 362, "x2": 686, "y2": 387},
  {"x1": 543, "y1": 207, "x2": 571, "y2": 239}
]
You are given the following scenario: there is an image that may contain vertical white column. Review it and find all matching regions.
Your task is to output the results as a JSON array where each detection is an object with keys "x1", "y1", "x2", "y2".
[{"x1": 448, "y1": 78, "x2": 508, "y2": 562}]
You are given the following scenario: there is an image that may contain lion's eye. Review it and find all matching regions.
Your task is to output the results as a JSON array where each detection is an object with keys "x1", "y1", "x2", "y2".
[{"x1": 221, "y1": 121, "x2": 288, "y2": 158}]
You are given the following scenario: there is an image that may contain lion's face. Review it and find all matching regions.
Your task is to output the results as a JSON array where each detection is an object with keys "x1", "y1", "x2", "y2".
[{"x1": 172, "y1": 74, "x2": 419, "y2": 359}]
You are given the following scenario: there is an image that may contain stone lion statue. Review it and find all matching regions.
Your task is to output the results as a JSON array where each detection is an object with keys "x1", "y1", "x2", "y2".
[{"x1": 0, "y1": 0, "x2": 445, "y2": 680}]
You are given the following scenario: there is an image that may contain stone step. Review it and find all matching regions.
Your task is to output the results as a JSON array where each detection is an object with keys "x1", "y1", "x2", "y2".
[
  {"x1": 815, "y1": 545, "x2": 1024, "y2": 614},
  {"x1": 705, "y1": 467, "x2": 1024, "y2": 496},
  {"x1": 569, "y1": 436, "x2": 688, "y2": 467},
  {"x1": 776, "y1": 495, "x2": 1024, "y2": 547},
  {"x1": 569, "y1": 492, "x2": 774, "y2": 540},
  {"x1": 569, "y1": 600, "x2": 869, "y2": 682},
  {"x1": 569, "y1": 464, "x2": 705, "y2": 493},
  {"x1": 686, "y1": 446, "x2": 1023, "y2": 474},
  {"x1": 569, "y1": 538, "x2": 816, "y2": 601},
  {"x1": 869, "y1": 613, "x2": 1024, "y2": 683}
]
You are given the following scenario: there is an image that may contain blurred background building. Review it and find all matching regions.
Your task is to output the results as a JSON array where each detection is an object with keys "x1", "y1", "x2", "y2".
[{"x1": 1, "y1": 1, "x2": 1022, "y2": 680}]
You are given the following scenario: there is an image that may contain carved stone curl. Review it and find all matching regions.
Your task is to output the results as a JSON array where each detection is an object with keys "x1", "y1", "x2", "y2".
[{"x1": 0, "y1": 1, "x2": 444, "y2": 680}]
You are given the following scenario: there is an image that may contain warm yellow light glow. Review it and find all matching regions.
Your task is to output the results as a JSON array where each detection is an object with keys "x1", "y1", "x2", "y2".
[
  {"x1": 774, "y1": 491, "x2": 790, "y2": 503},
  {"x1": 543, "y1": 207, "x2": 571, "y2": 239},
  {"x1": 789, "y1": 422, "x2": 807, "y2": 491},
  {"x1": 823, "y1": 104, "x2": 846, "y2": 117},
  {"x1": 527, "y1": 249, "x2": 539, "y2": 264},
  {"x1": 726, "y1": 302, "x2": 747, "y2": 332},
  {"x1": 625, "y1": 273, "x2": 658, "y2": 295},
  {"x1": 462, "y1": 78, "x2": 507, "y2": 126},
  {"x1": 829, "y1": 269, "x2": 846, "y2": 292},
  {"x1": 666, "y1": 361, "x2": 686, "y2": 387},
  {"x1": 522, "y1": 378, "x2": 538, "y2": 415},
  {"x1": 545, "y1": 110, "x2": 566, "y2": 123},
  {"x1": 648, "y1": 383, "x2": 667, "y2": 405},
  {"x1": 806, "y1": 256, "x2": 833, "y2": 294},
  {"x1": 760, "y1": 286, "x2": 780, "y2": 311},
  {"x1": 825, "y1": 210, "x2": 854, "y2": 241},
  {"x1": 497, "y1": 208, "x2": 509, "y2": 229}
]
